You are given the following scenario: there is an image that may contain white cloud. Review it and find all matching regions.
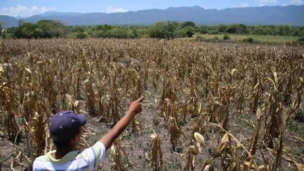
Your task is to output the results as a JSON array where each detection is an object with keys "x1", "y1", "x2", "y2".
[
  {"x1": 255, "y1": 0, "x2": 277, "y2": 6},
  {"x1": 105, "y1": 6, "x2": 128, "y2": 13},
  {"x1": 0, "y1": 5, "x2": 56, "y2": 17},
  {"x1": 232, "y1": 3, "x2": 249, "y2": 8},
  {"x1": 256, "y1": 0, "x2": 277, "y2": 3},
  {"x1": 241, "y1": 3, "x2": 249, "y2": 7},
  {"x1": 290, "y1": 0, "x2": 304, "y2": 5}
]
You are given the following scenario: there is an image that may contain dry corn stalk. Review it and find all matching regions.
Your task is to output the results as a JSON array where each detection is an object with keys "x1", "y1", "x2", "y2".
[
  {"x1": 145, "y1": 132, "x2": 163, "y2": 171},
  {"x1": 110, "y1": 139, "x2": 134, "y2": 171},
  {"x1": 1, "y1": 39, "x2": 304, "y2": 171},
  {"x1": 181, "y1": 132, "x2": 205, "y2": 171},
  {"x1": 200, "y1": 157, "x2": 215, "y2": 171},
  {"x1": 249, "y1": 107, "x2": 263, "y2": 156},
  {"x1": 0, "y1": 82, "x2": 19, "y2": 140},
  {"x1": 192, "y1": 112, "x2": 209, "y2": 137},
  {"x1": 168, "y1": 116, "x2": 186, "y2": 151}
]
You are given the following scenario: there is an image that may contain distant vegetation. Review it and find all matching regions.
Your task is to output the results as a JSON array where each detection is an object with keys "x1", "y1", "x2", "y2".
[
  {"x1": 2, "y1": 20, "x2": 304, "y2": 43},
  {"x1": 3, "y1": 20, "x2": 66, "y2": 39},
  {"x1": 190, "y1": 34, "x2": 300, "y2": 44}
]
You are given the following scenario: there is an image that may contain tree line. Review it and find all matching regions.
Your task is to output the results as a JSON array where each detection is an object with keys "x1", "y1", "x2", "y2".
[{"x1": 3, "y1": 20, "x2": 304, "y2": 39}]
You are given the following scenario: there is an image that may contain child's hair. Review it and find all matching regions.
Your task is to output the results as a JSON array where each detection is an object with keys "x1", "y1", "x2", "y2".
[{"x1": 53, "y1": 127, "x2": 81, "y2": 149}]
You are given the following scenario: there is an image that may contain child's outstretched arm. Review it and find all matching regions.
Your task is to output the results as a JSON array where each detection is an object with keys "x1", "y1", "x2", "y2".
[{"x1": 100, "y1": 96, "x2": 144, "y2": 150}]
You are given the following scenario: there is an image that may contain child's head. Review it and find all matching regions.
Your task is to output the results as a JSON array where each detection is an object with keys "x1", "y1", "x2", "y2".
[{"x1": 49, "y1": 111, "x2": 87, "y2": 149}]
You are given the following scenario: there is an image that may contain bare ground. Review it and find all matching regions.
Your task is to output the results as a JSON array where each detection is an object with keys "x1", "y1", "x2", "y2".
[{"x1": 0, "y1": 103, "x2": 304, "y2": 171}]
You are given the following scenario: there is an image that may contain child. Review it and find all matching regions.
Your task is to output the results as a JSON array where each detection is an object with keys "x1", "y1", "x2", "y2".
[{"x1": 33, "y1": 96, "x2": 144, "y2": 171}]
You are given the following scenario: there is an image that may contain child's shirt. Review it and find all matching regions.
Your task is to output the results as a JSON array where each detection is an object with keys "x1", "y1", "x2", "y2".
[{"x1": 32, "y1": 142, "x2": 106, "y2": 171}]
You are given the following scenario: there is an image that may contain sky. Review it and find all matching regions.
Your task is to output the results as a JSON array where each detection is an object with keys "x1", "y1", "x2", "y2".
[{"x1": 0, "y1": 0, "x2": 303, "y2": 17}]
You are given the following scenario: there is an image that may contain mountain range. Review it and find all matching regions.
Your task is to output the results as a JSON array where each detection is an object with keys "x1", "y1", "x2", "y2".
[{"x1": 0, "y1": 5, "x2": 303, "y2": 28}]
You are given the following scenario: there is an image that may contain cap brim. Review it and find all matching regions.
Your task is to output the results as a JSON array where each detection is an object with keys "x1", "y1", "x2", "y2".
[{"x1": 78, "y1": 114, "x2": 87, "y2": 126}]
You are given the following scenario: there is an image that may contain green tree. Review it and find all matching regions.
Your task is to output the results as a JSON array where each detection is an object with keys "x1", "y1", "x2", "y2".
[
  {"x1": 298, "y1": 29, "x2": 304, "y2": 37},
  {"x1": 95, "y1": 27, "x2": 132, "y2": 38},
  {"x1": 149, "y1": 21, "x2": 179, "y2": 39},
  {"x1": 14, "y1": 22, "x2": 37, "y2": 38},
  {"x1": 108, "y1": 28, "x2": 128, "y2": 38},
  {"x1": 243, "y1": 37, "x2": 255, "y2": 43},
  {"x1": 76, "y1": 32, "x2": 87, "y2": 39},
  {"x1": 95, "y1": 25, "x2": 113, "y2": 31},
  {"x1": 149, "y1": 22, "x2": 167, "y2": 39},
  {"x1": 263, "y1": 26, "x2": 275, "y2": 35},
  {"x1": 226, "y1": 27, "x2": 237, "y2": 34},
  {"x1": 223, "y1": 34, "x2": 230, "y2": 40},
  {"x1": 15, "y1": 20, "x2": 66, "y2": 38},
  {"x1": 184, "y1": 27, "x2": 194, "y2": 37},
  {"x1": 46, "y1": 20, "x2": 66, "y2": 38},
  {"x1": 174, "y1": 29, "x2": 187, "y2": 38},
  {"x1": 70, "y1": 26, "x2": 85, "y2": 33},
  {"x1": 36, "y1": 20, "x2": 66, "y2": 38},
  {"x1": 218, "y1": 25, "x2": 228, "y2": 33},
  {"x1": 132, "y1": 28, "x2": 138, "y2": 38},
  {"x1": 298, "y1": 37, "x2": 304, "y2": 42},
  {"x1": 181, "y1": 21, "x2": 195, "y2": 28},
  {"x1": 278, "y1": 25, "x2": 290, "y2": 36},
  {"x1": 35, "y1": 20, "x2": 53, "y2": 38},
  {"x1": 253, "y1": 27, "x2": 265, "y2": 35},
  {"x1": 237, "y1": 24, "x2": 247, "y2": 34}
]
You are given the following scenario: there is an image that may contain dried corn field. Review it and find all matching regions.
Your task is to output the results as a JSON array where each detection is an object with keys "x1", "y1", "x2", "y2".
[{"x1": 0, "y1": 39, "x2": 304, "y2": 171}]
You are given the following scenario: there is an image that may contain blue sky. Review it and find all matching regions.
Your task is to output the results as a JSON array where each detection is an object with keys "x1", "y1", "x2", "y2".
[{"x1": 0, "y1": 0, "x2": 303, "y2": 17}]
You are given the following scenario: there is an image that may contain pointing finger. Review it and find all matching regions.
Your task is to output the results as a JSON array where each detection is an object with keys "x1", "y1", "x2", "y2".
[{"x1": 137, "y1": 96, "x2": 145, "y2": 102}]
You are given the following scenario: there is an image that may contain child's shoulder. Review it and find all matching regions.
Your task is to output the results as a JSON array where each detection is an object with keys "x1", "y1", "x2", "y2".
[
  {"x1": 32, "y1": 154, "x2": 51, "y2": 170},
  {"x1": 34, "y1": 151, "x2": 54, "y2": 163},
  {"x1": 34, "y1": 154, "x2": 49, "y2": 162}
]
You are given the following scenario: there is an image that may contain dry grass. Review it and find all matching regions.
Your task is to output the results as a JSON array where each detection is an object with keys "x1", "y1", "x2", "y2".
[{"x1": 0, "y1": 38, "x2": 304, "y2": 171}]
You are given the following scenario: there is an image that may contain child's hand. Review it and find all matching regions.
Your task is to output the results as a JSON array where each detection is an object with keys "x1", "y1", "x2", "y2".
[
  {"x1": 100, "y1": 96, "x2": 145, "y2": 150},
  {"x1": 128, "y1": 96, "x2": 144, "y2": 115}
]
